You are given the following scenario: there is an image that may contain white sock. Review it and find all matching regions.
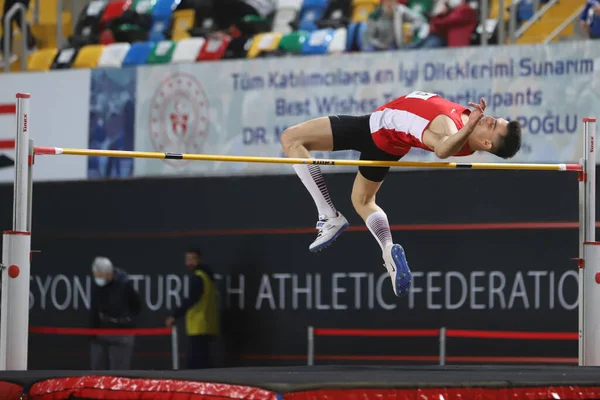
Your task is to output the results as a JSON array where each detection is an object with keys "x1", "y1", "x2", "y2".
[
  {"x1": 293, "y1": 164, "x2": 337, "y2": 218},
  {"x1": 366, "y1": 211, "x2": 393, "y2": 252}
]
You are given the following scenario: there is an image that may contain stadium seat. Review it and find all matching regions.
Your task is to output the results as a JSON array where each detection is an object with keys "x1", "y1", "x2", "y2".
[
  {"x1": 27, "y1": 0, "x2": 73, "y2": 49},
  {"x1": 132, "y1": 0, "x2": 155, "y2": 14},
  {"x1": 27, "y1": 48, "x2": 58, "y2": 71},
  {"x1": 50, "y1": 47, "x2": 79, "y2": 69},
  {"x1": 148, "y1": 0, "x2": 178, "y2": 40},
  {"x1": 297, "y1": 0, "x2": 328, "y2": 31},
  {"x1": 147, "y1": 40, "x2": 176, "y2": 64},
  {"x1": 99, "y1": 0, "x2": 132, "y2": 30},
  {"x1": 171, "y1": 37, "x2": 205, "y2": 63},
  {"x1": 301, "y1": 28, "x2": 336, "y2": 54},
  {"x1": 99, "y1": 29, "x2": 116, "y2": 45},
  {"x1": 69, "y1": 0, "x2": 109, "y2": 47},
  {"x1": 278, "y1": 30, "x2": 309, "y2": 54},
  {"x1": 197, "y1": 36, "x2": 230, "y2": 60},
  {"x1": 187, "y1": 0, "x2": 217, "y2": 38},
  {"x1": 121, "y1": 41, "x2": 153, "y2": 65},
  {"x1": 327, "y1": 27, "x2": 347, "y2": 53},
  {"x1": 273, "y1": 0, "x2": 303, "y2": 34},
  {"x1": 247, "y1": 32, "x2": 283, "y2": 58},
  {"x1": 72, "y1": 44, "x2": 105, "y2": 68},
  {"x1": 97, "y1": 42, "x2": 131, "y2": 67},
  {"x1": 351, "y1": 0, "x2": 379, "y2": 22},
  {"x1": 223, "y1": 35, "x2": 253, "y2": 59},
  {"x1": 171, "y1": 9, "x2": 195, "y2": 40}
]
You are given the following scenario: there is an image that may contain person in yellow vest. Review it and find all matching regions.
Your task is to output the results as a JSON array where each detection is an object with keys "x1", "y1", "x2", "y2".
[{"x1": 166, "y1": 248, "x2": 219, "y2": 369}]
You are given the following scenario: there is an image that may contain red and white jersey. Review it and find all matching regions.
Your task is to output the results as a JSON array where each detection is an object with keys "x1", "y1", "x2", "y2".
[{"x1": 369, "y1": 91, "x2": 475, "y2": 157}]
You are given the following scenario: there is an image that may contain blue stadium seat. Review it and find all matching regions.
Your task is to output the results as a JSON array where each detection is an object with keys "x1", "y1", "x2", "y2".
[
  {"x1": 301, "y1": 28, "x2": 334, "y2": 54},
  {"x1": 149, "y1": 0, "x2": 178, "y2": 41},
  {"x1": 298, "y1": 0, "x2": 328, "y2": 31},
  {"x1": 121, "y1": 41, "x2": 154, "y2": 65}
]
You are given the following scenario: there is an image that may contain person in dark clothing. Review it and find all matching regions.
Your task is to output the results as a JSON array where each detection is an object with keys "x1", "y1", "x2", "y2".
[
  {"x1": 166, "y1": 248, "x2": 219, "y2": 369},
  {"x1": 0, "y1": 0, "x2": 36, "y2": 61},
  {"x1": 90, "y1": 256, "x2": 142, "y2": 370}
]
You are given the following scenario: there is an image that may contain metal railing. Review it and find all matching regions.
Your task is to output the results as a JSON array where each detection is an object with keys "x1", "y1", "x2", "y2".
[
  {"x1": 3, "y1": 2, "x2": 28, "y2": 72},
  {"x1": 543, "y1": 4, "x2": 586, "y2": 44},
  {"x1": 307, "y1": 326, "x2": 579, "y2": 366}
]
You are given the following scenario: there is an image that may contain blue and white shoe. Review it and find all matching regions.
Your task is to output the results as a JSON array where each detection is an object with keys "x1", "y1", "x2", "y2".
[
  {"x1": 383, "y1": 243, "x2": 412, "y2": 296},
  {"x1": 309, "y1": 212, "x2": 349, "y2": 252}
]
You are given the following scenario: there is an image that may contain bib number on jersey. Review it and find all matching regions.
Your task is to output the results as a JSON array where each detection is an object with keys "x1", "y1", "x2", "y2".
[{"x1": 406, "y1": 91, "x2": 438, "y2": 101}]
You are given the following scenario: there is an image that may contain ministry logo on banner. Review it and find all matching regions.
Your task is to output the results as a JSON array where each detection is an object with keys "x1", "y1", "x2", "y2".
[{"x1": 149, "y1": 72, "x2": 210, "y2": 167}]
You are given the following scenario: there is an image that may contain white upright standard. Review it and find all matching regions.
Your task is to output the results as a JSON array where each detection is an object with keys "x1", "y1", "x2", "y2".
[
  {"x1": 581, "y1": 118, "x2": 598, "y2": 366},
  {"x1": 0, "y1": 93, "x2": 33, "y2": 371}
]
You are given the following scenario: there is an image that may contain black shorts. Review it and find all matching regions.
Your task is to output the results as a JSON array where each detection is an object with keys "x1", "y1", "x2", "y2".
[{"x1": 329, "y1": 114, "x2": 402, "y2": 182}]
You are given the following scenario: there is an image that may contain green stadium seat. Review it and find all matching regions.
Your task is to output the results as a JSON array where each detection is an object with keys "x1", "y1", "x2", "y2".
[{"x1": 147, "y1": 40, "x2": 176, "y2": 64}]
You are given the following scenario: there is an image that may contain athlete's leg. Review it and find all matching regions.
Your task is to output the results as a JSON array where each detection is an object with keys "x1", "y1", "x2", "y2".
[
  {"x1": 280, "y1": 117, "x2": 337, "y2": 219},
  {"x1": 351, "y1": 152, "x2": 412, "y2": 297},
  {"x1": 280, "y1": 116, "x2": 353, "y2": 252}
]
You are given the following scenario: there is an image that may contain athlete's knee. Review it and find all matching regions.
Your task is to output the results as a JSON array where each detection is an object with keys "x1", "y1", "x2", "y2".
[
  {"x1": 351, "y1": 187, "x2": 376, "y2": 210},
  {"x1": 280, "y1": 124, "x2": 306, "y2": 155}
]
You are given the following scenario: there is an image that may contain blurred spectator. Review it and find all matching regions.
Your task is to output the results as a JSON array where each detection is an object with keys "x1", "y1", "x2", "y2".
[
  {"x1": 166, "y1": 248, "x2": 219, "y2": 369},
  {"x1": 363, "y1": 0, "x2": 398, "y2": 50},
  {"x1": 580, "y1": 0, "x2": 600, "y2": 39},
  {"x1": 0, "y1": 0, "x2": 36, "y2": 64},
  {"x1": 90, "y1": 256, "x2": 142, "y2": 370},
  {"x1": 405, "y1": 0, "x2": 476, "y2": 49}
]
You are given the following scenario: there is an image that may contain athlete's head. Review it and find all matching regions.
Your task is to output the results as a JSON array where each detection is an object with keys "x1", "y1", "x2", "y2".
[{"x1": 472, "y1": 116, "x2": 521, "y2": 159}]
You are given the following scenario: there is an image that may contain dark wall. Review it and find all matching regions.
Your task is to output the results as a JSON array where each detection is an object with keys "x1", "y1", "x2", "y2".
[{"x1": 0, "y1": 167, "x2": 589, "y2": 370}]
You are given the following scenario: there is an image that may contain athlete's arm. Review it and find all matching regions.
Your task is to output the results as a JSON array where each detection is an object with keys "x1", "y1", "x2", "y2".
[
  {"x1": 425, "y1": 99, "x2": 486, "y2": 159},
  {"x1": 430, "y1": 118, "x2": 477, "y2": 159}
]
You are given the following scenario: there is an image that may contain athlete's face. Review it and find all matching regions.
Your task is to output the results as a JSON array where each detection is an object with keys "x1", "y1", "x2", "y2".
[{"x1": 473, "y1": 116, "x2": 509, "y2": 151}]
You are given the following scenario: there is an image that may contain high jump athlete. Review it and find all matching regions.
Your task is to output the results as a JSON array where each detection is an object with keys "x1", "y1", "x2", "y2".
[{"x1": 280, "y1": 90, "x2": 522, "y2": 297}]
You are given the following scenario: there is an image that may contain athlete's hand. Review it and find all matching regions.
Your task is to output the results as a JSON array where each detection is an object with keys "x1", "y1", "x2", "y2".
[
  {"x1": 467, "y1": 106, "x2": 484, "y2": 130},
  {"x1": 468, "y1": 97, "x2": 486, "y2": 113}
]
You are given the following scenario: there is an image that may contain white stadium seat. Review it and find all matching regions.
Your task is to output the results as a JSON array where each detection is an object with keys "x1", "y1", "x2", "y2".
[
  {"x1": 171, "y1": 37, "x2": 206, "y2": 64},
  {"x1": 97, "y1": 43, "x2": 131, "y2": 68}
]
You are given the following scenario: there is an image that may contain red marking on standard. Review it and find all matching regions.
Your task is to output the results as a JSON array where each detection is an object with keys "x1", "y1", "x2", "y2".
[
  {"x1": 33, "y1": 146, "x2": 58, "y2": 155},
  {"x1": 595, "y1": 273, "x2": 600, "y2": 284},
  {"x1": 16, "y1": 93, "x2": 30, "y2": 99},
  {"x1": 0, "y1": 104, "x2": 16, "y2": 114},
  {"x1": 2, "y1": 230, "x2": 31, "y2": 236},
  {"x1": 583, "y1": 117, "x2": 597, "y2": 122},
  {"x1": 7, "y1": 265, "x2": 19, "y2": 278},
  {"x1": 584, "y1": 241, "x2": 600, "y2": 245},
  {"x1": 0, "y1": 139, "x2": 15, "y2": 149},
  {"x1": 566, "y1": 164, "x2": 583, "y2": 171}
]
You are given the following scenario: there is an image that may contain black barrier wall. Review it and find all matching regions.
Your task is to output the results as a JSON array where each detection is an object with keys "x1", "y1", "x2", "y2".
[{"x1": 0, "y1": 168, "x2": 591, "y2": 370}]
